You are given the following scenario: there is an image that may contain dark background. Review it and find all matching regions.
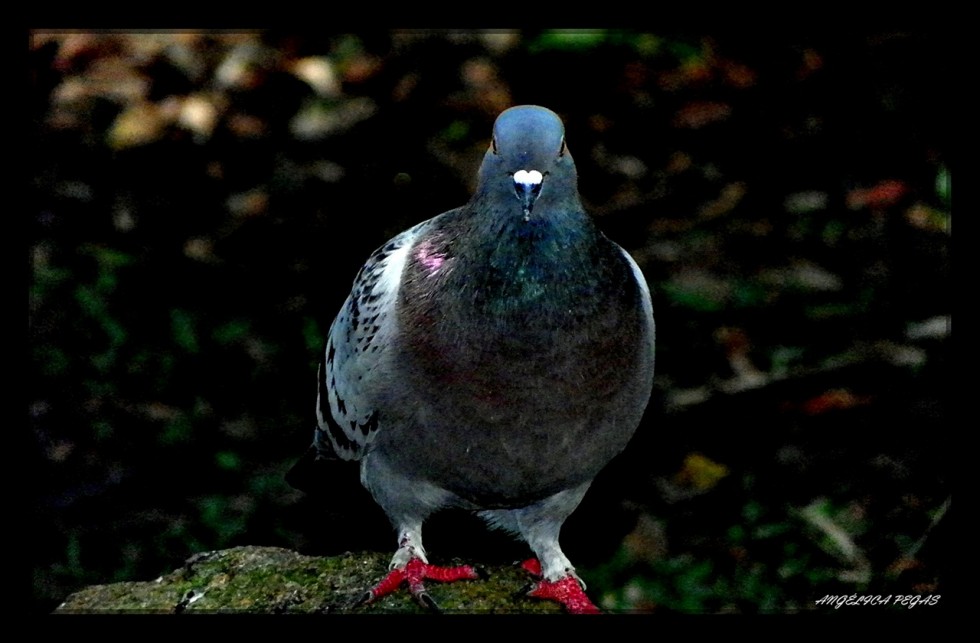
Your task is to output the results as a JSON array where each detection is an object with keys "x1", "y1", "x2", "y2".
[{"x1": 30, "y1": 30, "x2": 950, "y2": 613}]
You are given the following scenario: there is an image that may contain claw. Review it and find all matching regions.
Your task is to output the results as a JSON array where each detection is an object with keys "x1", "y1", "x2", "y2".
[
  {"x1": 357, "y1": 557, "x2": 481, "y2": 612},
  {"x1": 520, "y1": 558, "x2": 600, "y2": 614},
  {"x1": 527, "y1": 577, "x2": 601, "y2": 614},
  {"x1": 350, "y1": 591, "x2": 372, "y2": 609},
  {"x1": 417, "y1": 592, "x2": 442, "y2": 613}
]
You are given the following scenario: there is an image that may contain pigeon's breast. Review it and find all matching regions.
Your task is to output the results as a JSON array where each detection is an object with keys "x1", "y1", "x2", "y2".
[{"x1": 379, "y1": 236, "x2": 653, "y2": 505}]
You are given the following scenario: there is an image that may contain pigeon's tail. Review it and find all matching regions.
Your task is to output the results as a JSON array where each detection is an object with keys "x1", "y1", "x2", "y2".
[{"x1": 285, "y1": 442, "x2": 344, "y2": 493}]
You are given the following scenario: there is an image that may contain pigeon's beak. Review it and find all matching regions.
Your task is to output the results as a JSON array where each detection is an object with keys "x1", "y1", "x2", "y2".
[{"x1": 513, "y1": 170, "x2": 543, "y2": 222}]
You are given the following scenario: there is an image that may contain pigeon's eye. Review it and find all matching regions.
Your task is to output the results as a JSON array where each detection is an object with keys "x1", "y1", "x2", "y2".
[
  {"x1": 490, "y1": 136, "x2": 498, "y2": 155},
  {"x1": 558, "y1": 137, "x2": 567, "y2": 157}
]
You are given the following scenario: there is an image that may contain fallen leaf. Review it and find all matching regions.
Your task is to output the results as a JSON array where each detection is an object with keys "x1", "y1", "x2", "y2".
[{"x1": 846, "y1": 180, "x2": 908, "y2": 209}]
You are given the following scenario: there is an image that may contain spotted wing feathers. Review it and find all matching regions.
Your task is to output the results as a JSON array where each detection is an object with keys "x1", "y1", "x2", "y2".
[{"x1": 314, "y1": 221, "x2": 427, "y2": 460}]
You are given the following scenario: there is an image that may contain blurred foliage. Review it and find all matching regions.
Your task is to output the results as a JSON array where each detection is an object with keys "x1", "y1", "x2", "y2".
[{"x1": 30, "y1": 30, "x2": 949, "y2": 613}]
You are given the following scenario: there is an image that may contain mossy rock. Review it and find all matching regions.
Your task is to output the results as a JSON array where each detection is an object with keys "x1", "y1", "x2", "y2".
[{"x1": 53, "y1": 546, "x2": 564, "y2": 614}]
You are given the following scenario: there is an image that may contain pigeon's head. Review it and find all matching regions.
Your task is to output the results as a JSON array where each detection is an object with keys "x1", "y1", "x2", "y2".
[{"x1": 478, "y1": 105, "x2": 580, "y2": 222}]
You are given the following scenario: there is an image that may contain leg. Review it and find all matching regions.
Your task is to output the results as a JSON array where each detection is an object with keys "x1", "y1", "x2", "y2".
[
  {"x1": 355, "y1": 454, "x2": 483, "y2": 611},
  {"x1": 481, "y1": 482, "x2": 601, "y2": 614}
]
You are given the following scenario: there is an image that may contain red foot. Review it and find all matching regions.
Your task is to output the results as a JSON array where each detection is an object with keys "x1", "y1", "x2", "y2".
[
  {"x1": 521, "y1": 558, "x2": 543, "y2": 576},
  {"x1": 359, "y1": 557, "x2": 482, "y2": 610},
  {"x1": 521, "y1": 558, "x2": 601, "y2": 614}
]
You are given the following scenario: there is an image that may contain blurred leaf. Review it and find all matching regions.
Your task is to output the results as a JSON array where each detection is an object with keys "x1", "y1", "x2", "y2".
[
  {"x1": 529, "y1": 30, "x2": 609, "y2": 52},
  {"x1": 440, "y1": 119, "x2": 470, "y2": 144},
  {"x1": 90, "y1": 246, "x2": 136, "y2": 271},
  {"x1": 249, "y1": 471, "x2": 289, "y2": 496},
  {"x1": 291, "y1": 57, "x2": 341, "y2": 98},
  {"x1": 845, "y1": 179, "x2": 908, "y2": 210},
  {"x1": 801, "y1": 389, "x2": 871, "y2": 415},
  {"x1": 742, "y1": 500, "x2": 765, "y2": 524},
  {"x1": 753, "y1": 522, "x2": 792, "y2": 540},
  {"x1": 57, "y1": 532, "x2": 86, "y2": 580},
  {"x1": 159, "y1": 413, "x2": 193, "y2": 446},
  {"x1": 216, "y1": 451, "x2": 242, "y2": 471},
  {"x1": 75, "y1": 284, "x2": 127, "y2": 372},
  {"x1": 936, "y1": 165, "x2": 950, "y2": 207},
  {"x1": 905, "y1": 203, "x2": 950, "y2": 233},
  {"x1": 108, "y1": 102, "x2": 169, "y2": 150},
  {"x1": 34, "y1": 345, "x2": 70, "y2": 376},
  {"x1": 213, "y1": 319, "x2": 251, "y2": 345},
  {"x1": 797, "y1": 499, "x2": 865, "y2": 564},
  {"x1": 661, "y1": 273, "x2": 728, "y2": 312},
  {"x1": 674, "y1": 101, "x2": 732, "y2": 129},
  {"x1": 302, "y1": 316, "x2": 324, "y2": 354},
  {"x1": 196, "y1": 495, "x2": 247, "y2": 547},
  {"x1": 31, "y1": 263, "x2": 71, "y2": 303},
  {"x1": 675, "y1": 452, "x2": 729, "y2": 492},
  {"x1": 769, "y1": 345, "x2": 805, "y2": 378},
  {"x1": 805, "y1": 291, "x2": 872, "y2": 320},
  {"x1": 631, "y1": 33, "x2": 664, "y2": 57},
  {"x1": 784, "y1": 191, "x2": 828, "y2": 215},
  {"x1": 93, "y1": 420, "x2": 114, "y2": 440},
  {"x1": 731, "y1": 280, "x2": 771, "y2": 309},
  {"x1": 666, "y1": 40, "x2": 703, "y2": 60},
  {"x1": 170, "y1": 309, "x2": 200, "y2": 354},
  {"x1": 821, "y1": 219, "x2": 847, "y2": 246}
]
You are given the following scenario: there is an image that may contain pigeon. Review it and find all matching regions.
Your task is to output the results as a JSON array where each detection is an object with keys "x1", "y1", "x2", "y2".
[{"x1": 289, "y1": 105, "x2": 655, "y2": 613}]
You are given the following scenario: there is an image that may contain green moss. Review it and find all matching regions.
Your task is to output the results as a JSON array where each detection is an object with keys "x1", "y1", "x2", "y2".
[{"x1": 55, "y1": 547, "x2": 564, "y2": 614}]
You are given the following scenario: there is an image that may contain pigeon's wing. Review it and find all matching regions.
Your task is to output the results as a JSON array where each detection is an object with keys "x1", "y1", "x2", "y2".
[
  {"x1": 617, "y1": 243, "x2": 656, "y2": 345},
  {"x1": 314, "y1": 220, "x2": 430, "y2": 461}
]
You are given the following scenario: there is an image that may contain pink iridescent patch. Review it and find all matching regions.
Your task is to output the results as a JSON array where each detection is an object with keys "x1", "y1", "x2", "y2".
[{"x1": 415, "y1": 240, "x2": 446, "y2": 274}]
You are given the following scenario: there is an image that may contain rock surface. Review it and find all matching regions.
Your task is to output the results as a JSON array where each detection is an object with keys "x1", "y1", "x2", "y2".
[{"x1": 53, "y1": 546, "x2": 563, "y2": 614}]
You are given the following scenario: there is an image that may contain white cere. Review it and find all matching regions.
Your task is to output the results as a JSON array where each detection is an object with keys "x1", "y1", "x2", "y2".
[{"x1": 513, "y1": 169, "x2": 543, "y2": 186}]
